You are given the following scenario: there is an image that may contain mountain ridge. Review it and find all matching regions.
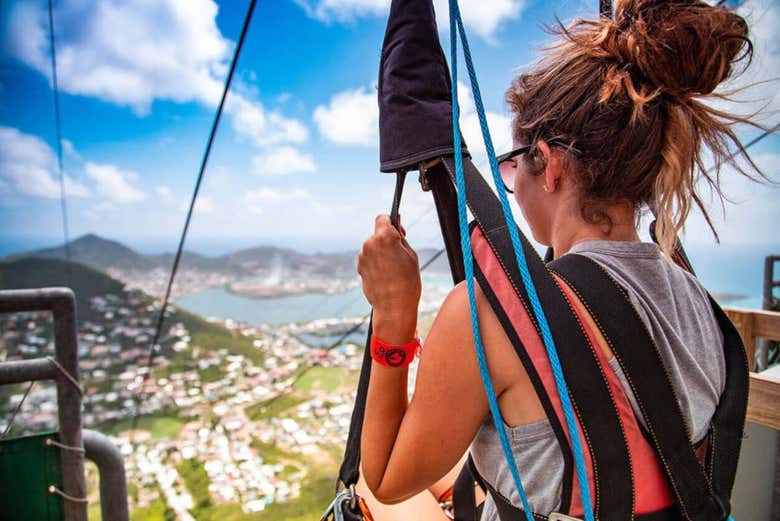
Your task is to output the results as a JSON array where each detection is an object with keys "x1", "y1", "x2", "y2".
[{"x1": 4, "y1": 233, "x2": 450, "y2": 279}]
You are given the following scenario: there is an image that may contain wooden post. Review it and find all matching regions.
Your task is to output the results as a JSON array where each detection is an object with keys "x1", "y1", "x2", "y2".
[
  {"x1": 764, "y1": 255, "x2": 780, "y2": 311},
  {"x1": 759, "y1": 255, "x2": 780, "y2": 371},
  {"x1": 726, "y1": 308, "x2": 756, "y2": 370}
]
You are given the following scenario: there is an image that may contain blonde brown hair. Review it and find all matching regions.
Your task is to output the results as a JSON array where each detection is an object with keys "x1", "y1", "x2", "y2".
[{"x1": 506, "y1": 0, "x2": 765, "y2": 256}]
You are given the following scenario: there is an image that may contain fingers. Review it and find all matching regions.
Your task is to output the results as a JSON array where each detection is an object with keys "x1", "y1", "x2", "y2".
[
  {"x1": 367, "y1": 214, "x2": 416, "y2": 262},
  {"x1": 374, "y1": 213, "x2": 407, "y2": 236}
]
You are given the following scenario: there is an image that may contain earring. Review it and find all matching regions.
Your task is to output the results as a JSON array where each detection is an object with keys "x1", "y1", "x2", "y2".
[{"x1": 543, "y1": 184, "x2": 549, "y2": 192}]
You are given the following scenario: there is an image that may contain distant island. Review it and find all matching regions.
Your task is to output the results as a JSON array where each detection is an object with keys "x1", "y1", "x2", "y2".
[{"x1": 711, "y1": 291, "x2": 750, "y2": 303}]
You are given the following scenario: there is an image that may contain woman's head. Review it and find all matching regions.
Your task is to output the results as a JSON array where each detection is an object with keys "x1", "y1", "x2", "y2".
[{"x1": 503, "y1": 0, "x2": 762, "y2": 255}]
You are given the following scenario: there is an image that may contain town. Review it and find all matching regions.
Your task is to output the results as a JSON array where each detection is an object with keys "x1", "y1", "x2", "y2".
[{"x1": 0, "y1": 270, "x2": 442, "y2": 520}]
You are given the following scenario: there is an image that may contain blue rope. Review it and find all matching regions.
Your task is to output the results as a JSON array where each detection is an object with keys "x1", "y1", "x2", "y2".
[
  {"x1": 448, "y1": 3, "x2": 534, "y2": 520},
  {"x1": 448, "y1": 2, "x2": 595, "y2": 520}
]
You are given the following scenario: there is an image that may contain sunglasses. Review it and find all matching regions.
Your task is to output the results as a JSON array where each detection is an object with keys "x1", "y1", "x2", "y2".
[{"x1": 496, "y1": 139, "x2": 582, "y2": 193}]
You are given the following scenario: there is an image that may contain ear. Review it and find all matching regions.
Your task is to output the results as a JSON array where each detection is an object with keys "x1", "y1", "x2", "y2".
[{"x1": 537, "y1": 140, "x2": 563, "y2": 193}]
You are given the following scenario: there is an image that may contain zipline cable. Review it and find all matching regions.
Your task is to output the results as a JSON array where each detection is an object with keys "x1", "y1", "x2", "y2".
[
  {"x1": 131, "y1": 0, "x2": 259, "y2": 435},
  {"x1": 47, "y1": 0, "x2": 71, "y2": 266},
  {"x1": 733, "y1": 123, "x2": 779, "y2": 156},
  {"x1": 8, "y1": 0, "x2": 73, "y2": 441}
]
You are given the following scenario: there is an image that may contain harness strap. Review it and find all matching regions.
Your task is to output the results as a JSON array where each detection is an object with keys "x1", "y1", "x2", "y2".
[
  {"x1": 441, "y1": 153, "x2": 634, "y2": 519},
  {"x1": 459, "y1": 453, "x2": 683, "y2": 521},
  {"x1": 648, "y1": 221, "x2": 748, "y2": 510},
  {"x1": 549, "y1": 254, "x2": 748, "y2": 521},
  {"x1": 455, "y1": 455, "x2": 547, "y2": 521},
  {"x1": 338, "y1": 172, "x2": 407, "y2": 489},
  {"x1": 703, "y1": 300, "x2": 749, "y2": 508},
  {"x1": 453, "y1": 455, "x2": 481, "y2": 521},
  {"x1": 650, "y1": 224, "x2": 748, "y2": 512},
  {"x1": 648, "y1": 220, "x2": 696, "y2": 276}
]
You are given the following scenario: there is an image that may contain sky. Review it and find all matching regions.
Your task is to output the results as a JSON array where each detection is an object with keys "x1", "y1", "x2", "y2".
[{"x1": 0, "y1": 0, "x2": 778, "y2": 258}]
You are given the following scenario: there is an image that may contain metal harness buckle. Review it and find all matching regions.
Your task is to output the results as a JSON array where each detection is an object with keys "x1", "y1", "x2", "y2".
[{"x1": 319, "y1": 490, "x2": 353, "y2": 521}]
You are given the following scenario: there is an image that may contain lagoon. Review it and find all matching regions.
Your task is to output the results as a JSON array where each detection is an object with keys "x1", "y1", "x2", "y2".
[{"x1": 174, "y1": 246, "x2": 777, "y2": 327}]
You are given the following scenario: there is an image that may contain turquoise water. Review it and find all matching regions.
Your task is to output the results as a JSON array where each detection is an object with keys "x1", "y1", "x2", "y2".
[
  {"x1": 174, "y1": 246, "x2": 778, "y2": 326},
  {"x1": 685, "y1": 245, "x2": 777, "y2": 310},
  {"x1": 175, "y1": 285, "x2": 370, "y2": 326}
]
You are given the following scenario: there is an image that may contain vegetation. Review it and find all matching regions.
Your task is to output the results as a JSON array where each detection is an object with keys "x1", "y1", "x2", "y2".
[
  {"x1": 254, "y1": 467, "x2": 336, "y2": 521},
  {"x1": 0, "y1": 256, "x2": 353, "y2": 521},
  {"x1": 0, "y1": 257, "x2": 125, "y2": 320},
  {"x1": 174, "y1": 455, "x2": 339, "y2": 521},
  {"x1": 107, "y1": 413, "x2": 184, "y2": 439},
  {"x1": 246, "y1": 394, "x2": 307, "y2": 421},
  {"x1": 251, "y1": 439, "x2": 294, "y2": 465},
  {"x1": 130, "y1": 487, "x2": 175, "y2": 521},
  {"x1": 86, "y1": 461, "x2": 103, "y2": 521},
  {"x1": 173, "y1": 307, "x2": 265, "y2": 365},
  {"x1": 293, "y1": 366, "x2": 357, "y2": 393},
  {"x1": 177, "y1": 459, "x2": 213, "y2": 512}
]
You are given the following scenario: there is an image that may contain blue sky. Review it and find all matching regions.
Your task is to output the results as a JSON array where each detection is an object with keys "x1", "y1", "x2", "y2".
[{"x1": 0, "y1": 0, "x2": 778, "y2": 257}]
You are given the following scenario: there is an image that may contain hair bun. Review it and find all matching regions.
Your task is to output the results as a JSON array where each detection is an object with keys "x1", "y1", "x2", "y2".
[{"x1": 605, "y1": 0, "x2": 751, "y2": 98}]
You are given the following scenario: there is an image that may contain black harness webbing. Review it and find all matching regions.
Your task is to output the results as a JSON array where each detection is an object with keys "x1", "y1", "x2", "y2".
[
  {"x1": 455, "y1": 455, "x2": 548, "y2": 521},
  {"x1": 549, "y1": 254, "x2": 749, "y2": 521},
  {"x1": 439, "y1": 156, "x2": 634, "y2": 520},
  {"x1": 461, "y1": 453, "x2": 685, "y2": 521},
  {"x1": 338, "y1": 172, "x2": 407, "y2": 489}
]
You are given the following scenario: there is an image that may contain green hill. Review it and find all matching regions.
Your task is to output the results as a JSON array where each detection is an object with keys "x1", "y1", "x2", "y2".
[
  {"x1": 0, "y1": 257, "x2": 263, "y2": 366},
  {"x1": 6, "y1": 234, "x2": 156, "y2": 272},
  {"x1": 0, "y1": 257, "x2": 125, "y2": 318}
]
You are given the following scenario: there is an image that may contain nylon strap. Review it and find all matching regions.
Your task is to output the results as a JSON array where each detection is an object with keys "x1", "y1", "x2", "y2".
[
  {"x1": 652, "y1": 227, "x2": 748, "y2": 512},
  {"x1": 549, "y1": 254, "x2": 747, "y2": 520},
  {"x1": 338, "y1": 172, "x2": 406, "y2": 488},
  {"x1": 441, "y1": 155, "x2": 634, "y2": 519}
]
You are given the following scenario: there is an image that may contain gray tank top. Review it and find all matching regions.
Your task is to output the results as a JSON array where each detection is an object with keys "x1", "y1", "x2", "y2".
[{"x1": 471, "y1": 240, "x2": 726, "y2": 519}]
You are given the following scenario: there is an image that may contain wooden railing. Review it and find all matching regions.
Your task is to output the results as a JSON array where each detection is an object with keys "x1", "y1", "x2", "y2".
[{"x1": 724, "y1": 307, "x2": 780, "y2": 430}]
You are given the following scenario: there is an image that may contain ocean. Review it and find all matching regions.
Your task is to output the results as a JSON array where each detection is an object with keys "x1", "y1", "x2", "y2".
[{"x1": 174, "y1": 245, "x2": 779, "y2": 326}]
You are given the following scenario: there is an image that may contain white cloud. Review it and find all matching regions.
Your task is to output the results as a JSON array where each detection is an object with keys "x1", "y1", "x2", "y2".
[
  {"x1": 155, "y1": 185, "x2": 174, "y2": 202},
  {"x1": 0, "y1": 126, "x2": 89, "y2": 200},
  {"x1": 85, "y1": 162, "x2": 146, "y2": 203},
  {"x1": 313, "y1": 87, "x2": 378, "y2": 146},
  {"x1": 6, "y1": 0, "x2": 228, "y2": 114},
  {"x1": 197, "y1": 196, "x2": 216, "y2": 214},
  {"x1": 295, "y1": 0, "x2": 388, "y2": 21},
  {"x1": 227, "y1": 93, "x2": 309, "y2": 148},
  {"x1": 252, "y1": 147, "x2": 316, "y2": 176},
  {"x1": 455, "y1": 81, "x2": 514, "y2": 164},
  {"x1": 242, "y1": 186, "x2": 327, "y2": 215},
  {"x1": 61, "y1": 139, "x2": 81, "y2": 161},
  {"x1": 684, "y1": 151, "x2": 780, "y2": 246},
  {"x1": 312, "y1": 81, "x2": 513, "y2": 161},
  {"x1": 706, "y1": 0, "x2": 780, "y2": 124},
  {"x1": 433, "y1": 0, "x2": 526, "y2": 42},
  {"x1": 5, "y1": 0, "x2": 309, "y2": 149},
  {"x1": 179, "y1": 195, "x2": 216, "y2": 215},
  {"x1": 296, "y1": 0, "x2": 526, "y2": 40}
]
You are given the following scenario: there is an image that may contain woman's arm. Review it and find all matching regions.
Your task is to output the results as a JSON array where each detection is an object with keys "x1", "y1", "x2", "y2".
[{"x1": 357, "y1": 215, "x2": 514, "y2": 504}]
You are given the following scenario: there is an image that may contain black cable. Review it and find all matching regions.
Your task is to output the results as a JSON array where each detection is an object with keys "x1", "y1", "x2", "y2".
[
  {"x1": 47, "y1": 0, "x2": 71, "y2": 267},
  {"x1": 737, "y1": 124, "x2": 779, "y2": 154},
  {"x1": 131, "y1": 0, "x2": 259, "y2": 434}
]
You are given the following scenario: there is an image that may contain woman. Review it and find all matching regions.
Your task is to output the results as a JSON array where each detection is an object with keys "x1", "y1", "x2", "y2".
[{"x1": 356, "y1": 0, "x2": 762, "y2": 518}]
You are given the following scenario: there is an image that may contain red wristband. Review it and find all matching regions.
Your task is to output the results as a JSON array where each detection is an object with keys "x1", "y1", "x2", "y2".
[{"x1": 370, "y1": 333, "x2": 421, "y2": 368}]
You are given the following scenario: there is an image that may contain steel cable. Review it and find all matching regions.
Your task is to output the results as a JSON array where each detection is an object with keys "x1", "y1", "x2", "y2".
[{"x1": 131, "y1": 0, "x2": 259, "y2": 435}]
